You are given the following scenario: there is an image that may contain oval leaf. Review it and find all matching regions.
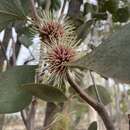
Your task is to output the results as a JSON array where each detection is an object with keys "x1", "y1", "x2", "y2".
[
  {"x1": 0, "y1": 65, "x2": 37, "y2": 113},
  {"x1": 0, "y1": 0, "x2": 27, "y2": 31},
  {"x1": 88, "y1": 121, "x2": 97, "y2": 130},
  {"x1": 70, "y1": 23, "x2": 130, "y2": 84},
  {"x1": 85, "y1": 85, "x2": 112, "y2": 105},
  {"x1": 21, "y1": 83, "x2": 67, "y2": 102}
]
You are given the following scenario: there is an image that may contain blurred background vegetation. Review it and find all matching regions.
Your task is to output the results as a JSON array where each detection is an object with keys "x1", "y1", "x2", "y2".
[{"x1": 0, "y1": 0, "x2": 130, "y2": 130}]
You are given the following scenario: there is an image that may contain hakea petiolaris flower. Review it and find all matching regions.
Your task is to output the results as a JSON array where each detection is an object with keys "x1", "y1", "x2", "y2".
[
  {"x1": 39, "y1": 38, "x2": 80, "y2": 86},
  {"x1": 31, "y1": 11, "x2": 76, "y2": 45},
  {"x1": 31, "y1": 11, "x2": 81, "y2": 86}
]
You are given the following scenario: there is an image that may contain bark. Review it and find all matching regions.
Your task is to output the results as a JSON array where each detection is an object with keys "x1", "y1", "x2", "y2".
[
  {"x1": 67, "y1": 0, "x2": 83, "y2": 27},
  {"x1": 67, "y1": 0, "x2": 83, "y2": 17}
]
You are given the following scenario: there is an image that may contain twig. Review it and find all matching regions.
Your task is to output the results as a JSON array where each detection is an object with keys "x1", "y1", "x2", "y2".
[
  {"x1": 24, "y1": 48, "x2": 35, "y2": 64},
  {"x1": 27, "y1": 97, "x2": 37, "y2": 130},
  {"x1": 21, "y1": 110, "x2": 29, "y2": 130},
  {"x1": 67, "y1": 71, "x2": 115, "y2": 130},
  {"x1": 12, "y1": 37, "x2": 16, "y2": 66},
  {"x1": 89, "y1": 71, "x2": 102, "y2": 103},
  {"x1": 0, "y1": 41, "x2": 9, "y2": 65},
  {"x1": 59, "y1": 0, "x2": 67, "y2": 21},
  {"x1": 29, "y1": 0, "x2": 39, "y2": 21}
]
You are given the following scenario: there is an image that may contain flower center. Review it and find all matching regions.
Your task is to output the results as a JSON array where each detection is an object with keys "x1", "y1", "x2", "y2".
[
  {"x1": 40, "y1": 21, "x2": 64, "y2": 43},
  {"x1": 47, "y1": 45, "x2": 75, "y2": 75}
]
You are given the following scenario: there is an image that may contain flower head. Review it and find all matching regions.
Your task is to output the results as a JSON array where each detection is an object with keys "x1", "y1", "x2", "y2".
[
  {"x1": 31, "y1": 11, "x2": 75, "y2": 46},
  {"x1": 39, "y1": 38, "x2": 79, "y2": 86},
  {"x1": 39, "y1": 21, "x2": 64, "y2": 43},
  {"x1": 47, "y1": 44, "x2": 75, "y2": 75}
]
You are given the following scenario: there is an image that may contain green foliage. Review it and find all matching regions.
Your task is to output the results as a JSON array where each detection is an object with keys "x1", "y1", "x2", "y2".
[
  {"x1": 88, "y1": 121, "x2": 97, "y2": 130},
  {"x1": 19, "y1": 34, "x2": 33, "y2": 48},
  {"x1": 85, "y1": 85, "x2": 112, "y2": 105},
  {"x1": 21, "y1": 83, "x2": 67, "y2": 102},
  {"x1": 113, "y1": 7, "x2": 129, "y2": 23},
  {"x1": 20, "y1": 0, "x2": 30, "y2": 15},
  {"x1": 84, "y1": 2, "x2": 97, "y2": 15},
  {"x1": 0, "y1": 0, "x2": 28, "y2": 31},
  {"x1": 37, "y1": 0, "x2": 61, "y2": 11},
  {"x1": 104, "y1": 0, "x2": 118, "y2": 14},
  {"x1": 69, "y1": 23, "x2": 130, "y2": 84},
  {"x1": 0, "y1": 65, "x2": 37, "y2": 113}
]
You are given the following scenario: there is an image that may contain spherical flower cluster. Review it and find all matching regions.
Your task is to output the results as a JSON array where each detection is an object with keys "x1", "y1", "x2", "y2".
[
  {"x1": 46, "y1": 43, "x2": 76, "y2": 80},
  {"x1": 39, "y1": 21, "x2": 64, "y2": 43},
  {"x1": 32, "y1": 11, "x2": 75, "y2": 46}
]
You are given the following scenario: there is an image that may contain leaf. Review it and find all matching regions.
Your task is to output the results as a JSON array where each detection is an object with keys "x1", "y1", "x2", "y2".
[
  {"x1": 0, "y1": 65, "x2": 37, "y2": 113},
  {"x1": 38, "y1": 0, "x2": 61, "y2": 11},
  {"x1": 21, "y1": 83, "x2": 67, "y2": 102},
  {"x1": 0, "y1": 0, "x2": 27, "y2": 31},
  {"x1": 88, "y1": 121, "x2": 97, "y2": 130},
  {"x1": 85, "y1": 85, "x2": 112, "y2": 105},
  {"x1": 84, "y1": 2, "x2": 97, "y2": 15},
  {"x1": 69, "y1": 23, "x2": 130, "y2": 84},
  {"x1": 105, "y1": 0, "x2": 118, "y2": 14},
  {"x1": 113, "y1": 7, "x2": 129, "y2": 23},
  {"x1": 20, "y1": 0, "x2": 30, "y2": 15}
]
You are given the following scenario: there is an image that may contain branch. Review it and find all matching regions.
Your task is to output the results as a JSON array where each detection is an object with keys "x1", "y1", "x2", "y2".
[
  {"x1": 12, "y1": 37, "x2": 16, "y2": 66},
  {"x1": 29, "y1": 0, "x2": 39, "y2": 21},
  {"x1": 67, "y1": 71, "x2": 115, "y2": 130},
  {"x1": 59, "y1": 0, "x2": 67, "y2": 21},
  {"x1": 20, "y1": 110, "x2": 29, "y2": 130},
  {"x1": 27, "y1": 97, "x2": 37, "y2": 130},
  {"x1": 0, "y1": 41, "x2": 9, "y2": 65}
]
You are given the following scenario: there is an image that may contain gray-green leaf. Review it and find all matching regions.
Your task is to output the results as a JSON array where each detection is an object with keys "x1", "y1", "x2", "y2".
[
  {"x1": 85, "y1": 85, "x2": 112, "y2": 105},
  {"x1": 0, "y1": 0, "x2": 27, "y2": 31},
  {"x1": 0, "y1": 65, "x2": 37, "y2": 113},
  {"x1": 21, "y1": 83, "x2": 67, "y2": 102},
  {"x1": 70, "y1": 23, "x2": 130, "y2": 84}
]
